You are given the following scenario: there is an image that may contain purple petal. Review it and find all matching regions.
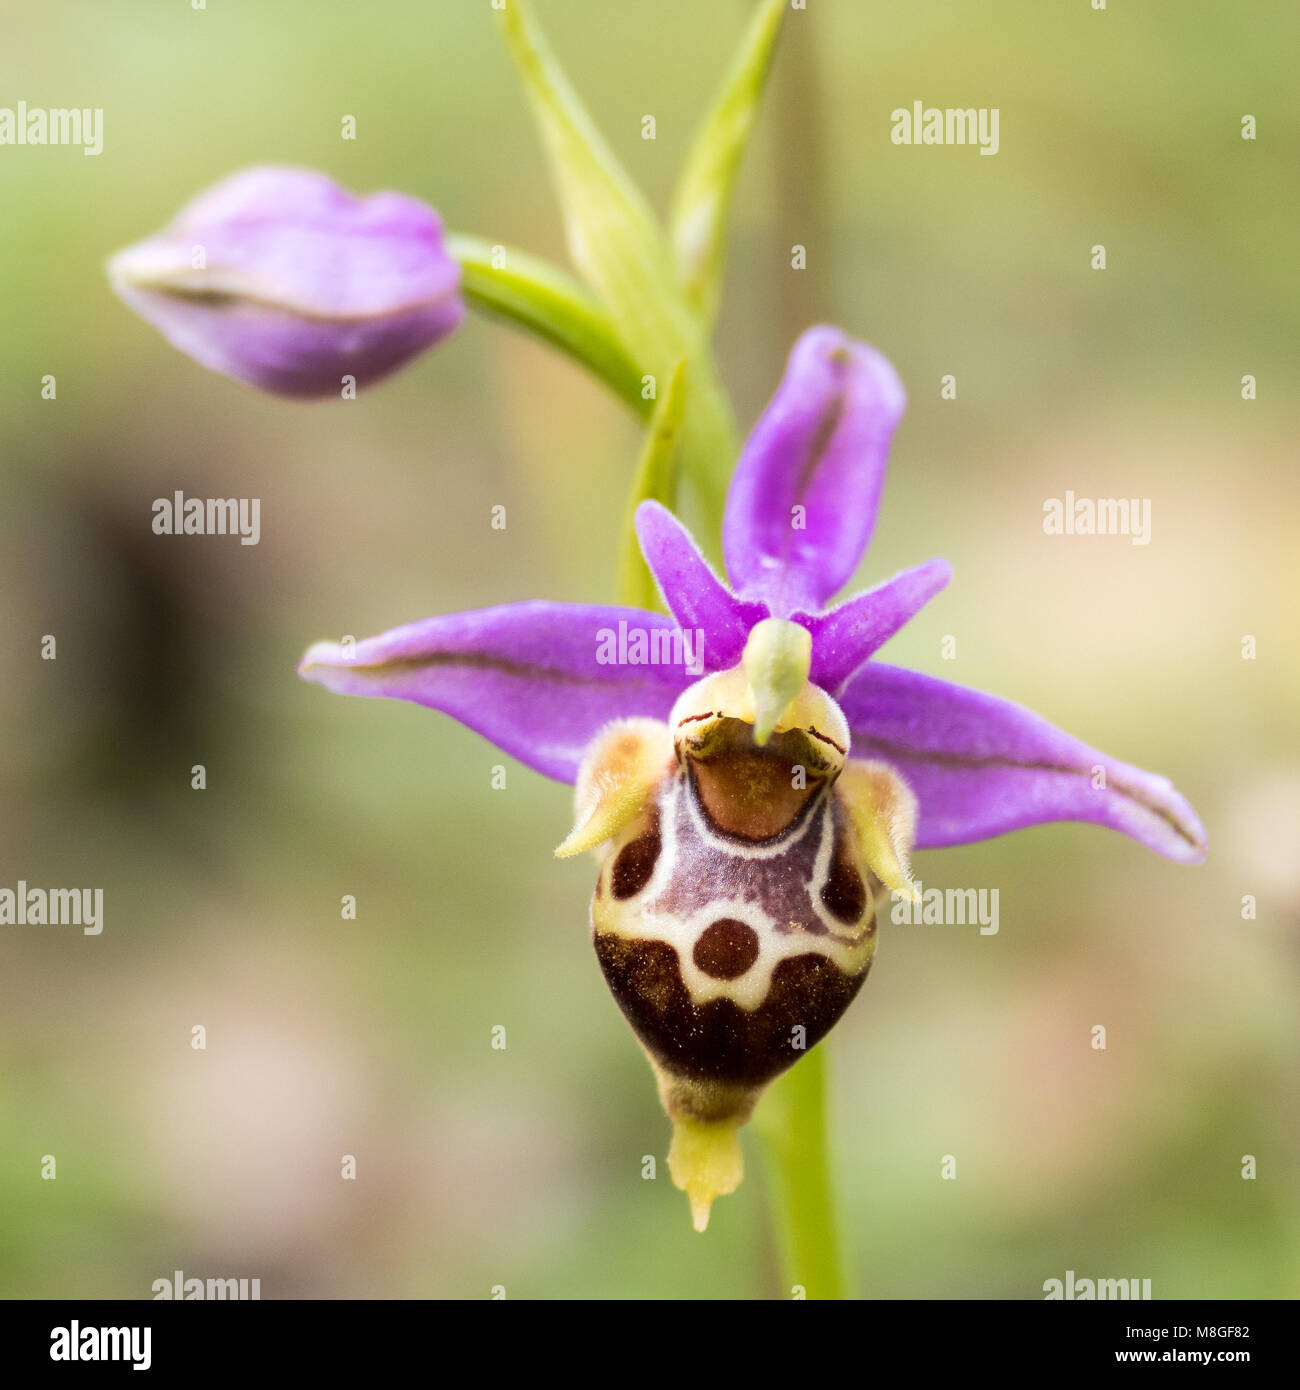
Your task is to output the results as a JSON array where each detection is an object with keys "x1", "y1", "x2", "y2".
[
  {"x1": 722, "y1": 325, "x2": 906, "y2": 614},
  {"x1": 795, "y1": 557, "x2": 952, "y2": 692},
  {"x1": 838, "y1": 663, "x2": 1207, "y2": 863},
  {"x1": 634, "y1": 501, "x2": 769, "y2": 670},
  {"x1": 298, "y1": 601, "x2": 698, "y2": 784},
  {"x1": 108, "y1": 166, "x2": 464, "y2": 397}
]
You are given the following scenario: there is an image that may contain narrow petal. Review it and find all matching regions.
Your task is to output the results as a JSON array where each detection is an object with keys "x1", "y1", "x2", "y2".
[
  {"x1": 555, "y1": 717, "x2": 672, "y2": 857},
  {"x1": 108, "y1": 166, "x2": 464, "y2": 396},
  {"x1": 298, "y1": 601, "x2": 697, "y2": 784},
  {"x1": 795, "y1": 557, "x2": 952, "y2": 692},
  {"x1": 635, "y1": 501, "x2": 769, "y2": 669},
  {"x1": 722, "y1": 325, "x2": 906, "y2": 614},
  {"x1": 836, "y1": 759, "x2": 920, "y2": 901},
  {"x1": 837, "y1": 663, "x2": 1208, "y2": 863}
]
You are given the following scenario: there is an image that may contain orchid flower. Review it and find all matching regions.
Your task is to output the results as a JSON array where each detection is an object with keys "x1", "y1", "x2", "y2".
[{"x1": 299, "y1": 325, "x2": 1206, "y2": 1229}]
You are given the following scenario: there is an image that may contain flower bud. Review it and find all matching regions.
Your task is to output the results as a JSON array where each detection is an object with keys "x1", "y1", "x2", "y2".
[{"x1": 107, "y1": 166, "x2": 464, "y2": 397}]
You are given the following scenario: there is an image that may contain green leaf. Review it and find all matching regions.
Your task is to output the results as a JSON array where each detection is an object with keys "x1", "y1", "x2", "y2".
[
  {"x1": 669, "y1": 0, "x2": 786, "y2": 326},
  {"x1": 494, "y1": 0, "x2": 739, "y2": 548},
  {"x1": 447, "y1": 233, "x2": 651, "y2": 419},
  {"x1": 617, "y1": 359, "x2": 688, "y2": 610},
  {"x1": 497, "y1": 0, "x2": 698, "y2": 369}
]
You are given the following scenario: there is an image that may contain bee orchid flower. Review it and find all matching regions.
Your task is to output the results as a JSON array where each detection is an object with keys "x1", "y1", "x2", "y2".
[{"x1": 299, "y1": 324, "x2": 1206, "y2": 1230}]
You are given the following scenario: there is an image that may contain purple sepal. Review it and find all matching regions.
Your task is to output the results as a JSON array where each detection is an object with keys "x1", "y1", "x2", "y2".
[
  {"x1": 299, "y1": 600, "x2": 698, "y2": 784},
  {"x1": 722, "y1": 325, "x2": 906, "y2": 614},
  {"x1": 838, "y1": 662, "x2": 1207, "y2": 863}
]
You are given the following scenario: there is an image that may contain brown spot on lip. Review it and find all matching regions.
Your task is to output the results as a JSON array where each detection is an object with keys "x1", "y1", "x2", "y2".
[
  {"x1": 692, "y1": 919, "x2": 761, "y2": 980},
  {"x1": 820, "y1": 849, "x2": 867, "y2": 924},
  {"x1": 610, "y1": 809, "x2": 661, "y2": 899},
  {"x1": 676, "y1": 711, "x2": 715, "y2": 727},
  {"x1": 820, "y1": 820, "x2": 869, "y2": 926}
]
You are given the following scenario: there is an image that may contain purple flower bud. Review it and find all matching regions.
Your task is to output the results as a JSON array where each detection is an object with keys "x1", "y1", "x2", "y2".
[{"x1": 107, "y1": 166, "x2": 465, "y2": 397}]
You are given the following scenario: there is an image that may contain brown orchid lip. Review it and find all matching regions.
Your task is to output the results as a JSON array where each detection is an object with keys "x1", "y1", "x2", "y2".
[
  {"x1": 584, "y1": 706, "x2": 896, "y2": 1234},
  {"x1": 684, "y1": 755, "x2": 824, "y2": 845},
  {"x1": 675, "y1": 718, "x2": 837, "y2": 842}
]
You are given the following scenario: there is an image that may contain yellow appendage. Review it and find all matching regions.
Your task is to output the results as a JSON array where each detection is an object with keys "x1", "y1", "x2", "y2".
[{"x1": 668, "y1": 1117, "x2": 745, "y2": 1233}]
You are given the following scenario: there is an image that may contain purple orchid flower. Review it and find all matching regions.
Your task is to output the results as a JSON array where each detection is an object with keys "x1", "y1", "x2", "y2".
[
  {"x1": 107, "y1": 166, "x2": 465, "y2": 397},
  {"x1": 299, "y1": 323, "x2": 1205, "y2": 1229},
  {"x1": 300, "y1": 324, "x2": 1204, "y2": 865}
]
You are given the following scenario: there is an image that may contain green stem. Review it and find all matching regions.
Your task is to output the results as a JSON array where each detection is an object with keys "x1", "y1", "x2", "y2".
[
  {"x1": 448, "y1": 233, "x2": 736, "y2": 547},
  {"x1": 675, "y1": 351, "x2": 736, "y2": 551},
  {"x1": 447, "y1": 233, "x2": 652, "y2": 420},
  {"x1": 755, "y1": 1045, "x2": 849, "y2": 1300},
  {"x1": 616, "y1": 359, "x2": 687, "y2": 611}
]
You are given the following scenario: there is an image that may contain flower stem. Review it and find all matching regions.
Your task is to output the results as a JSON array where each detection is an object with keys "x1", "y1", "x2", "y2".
[
  {"x1": 675, "y1": 351, "x2": 736, "y2": 551},
  {"x1": 448, "y1": 233, "x2": 652, "y2": 420},
  {"x1": 616, "y1": 360, "x2": 687, "y2": 611},
  {"x1": 447, "y1": 233, "x2": 736, "y2": 550},
  {"x1": 755, "y1": 1045, "x2": 849, "y2": 1300}
]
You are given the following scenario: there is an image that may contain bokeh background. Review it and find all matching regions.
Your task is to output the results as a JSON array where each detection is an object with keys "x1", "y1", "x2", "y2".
[{"x1": 1, "y1": 0, "x2": 1297, "y2": 1299}]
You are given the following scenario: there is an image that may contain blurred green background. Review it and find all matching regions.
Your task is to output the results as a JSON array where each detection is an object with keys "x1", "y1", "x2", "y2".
[{"x1": 1, "y1": 0, "x2": 1297, "y2": 1299}]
